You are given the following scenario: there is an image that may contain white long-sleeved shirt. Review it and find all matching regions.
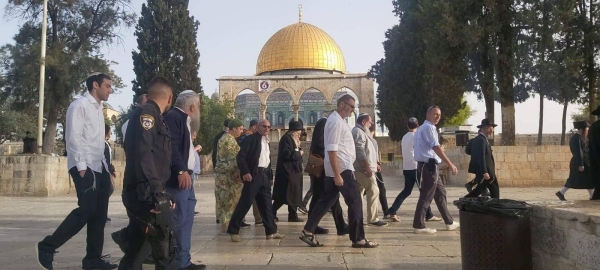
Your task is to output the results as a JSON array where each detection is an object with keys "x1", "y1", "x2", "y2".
[
  {"x1": 65, "y1": 92, "x2": 108, "y2": 173},
  {"x1": 401, "y1": 131, "x2": 417, "y2": 170},
  {"x1": 324, "y1": 110, "x2": 356, "y2": 177},
  {"x1": 121, "y1": 119, "x2": 129, "y2": 140},
  {"x1": 175, "y1": 107, "x2": 196, "y2": 170}
]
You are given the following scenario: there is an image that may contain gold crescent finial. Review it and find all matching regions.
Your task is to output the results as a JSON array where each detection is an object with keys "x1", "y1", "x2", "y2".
[{"x1": 298, "y1": 4, "x2": 302, "y2": 22}]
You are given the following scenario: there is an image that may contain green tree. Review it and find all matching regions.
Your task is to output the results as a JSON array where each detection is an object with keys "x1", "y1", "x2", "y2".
[
  {"x1": 0, "y1": 102, "x2": 37, "y2": 145},
  {"x1": 130, "y1": 0, "x2": 202, "y2": 102},
  {"x1": 1, "y1": 0, "x2": 133, "y2": 154},
  {"x1": 195, "y1": 95, "x2": 233, "y2": 155},
  {"x1": 445, "y1": 98, "x2": 476, "y2": 127}
]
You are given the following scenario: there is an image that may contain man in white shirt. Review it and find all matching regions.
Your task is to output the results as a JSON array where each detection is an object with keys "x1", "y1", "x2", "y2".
[
  {"x1": 412, "y1": 106, "x2": 459, "y2": 234},
  {"x1": 352, "y1": 113, "x2": 387, "y2": 227},
  {"x1": 300, "y1": 94, "x2": 378, "y2": 248},
  {"x1": 37, "y1": 73, "x2": 117, "y2": 270},
  {"x1": 121, "y1": 94, "x2": 147, "y2": 140},
  {"x1": 387, "y1": 117, "x2": 439, "y2": 222}
]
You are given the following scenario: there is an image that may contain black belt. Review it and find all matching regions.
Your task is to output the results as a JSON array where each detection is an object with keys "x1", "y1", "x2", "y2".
[{"x1": 258, "y1": 167, "x2": 269, "y2": 172}]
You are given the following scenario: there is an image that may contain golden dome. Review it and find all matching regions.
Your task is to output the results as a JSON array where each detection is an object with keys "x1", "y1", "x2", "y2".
[{"x1": 256, "y1": 22, "x2": 346, "y2": 75}]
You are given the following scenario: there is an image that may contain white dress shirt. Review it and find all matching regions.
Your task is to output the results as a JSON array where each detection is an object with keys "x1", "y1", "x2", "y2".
[
  {"x1": 65, "y1": 92, "x2": 108, "y2": 173},
  {"x1": 175, "y1": 107, "x2": 196, "y2": 171},
  {"x1": 258, "y1": 135, "x2": 270, "y2": 168},
  {"x1": 401, "y1": 131, "x2": 418, "y2": 170},
  {"x1": 413, "y1": 120, "x2": 441, "y2": 163},
  {"x1": 324, "y1": 110, "x2": 356, "y2": 177},
  {"x1": 121, "y1": 119, "x2": 129, "y2": 140}
]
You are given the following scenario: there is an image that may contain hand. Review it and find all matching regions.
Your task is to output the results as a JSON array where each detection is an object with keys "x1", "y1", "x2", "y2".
[
  {"x1": 111, "y1": 172, "x2": 117, "y2": 178},
  {"x1": 178, "y1": 172, "x2": 192, "y2": 189},
  {"x1": 79, "y1": 170, "x2": 86, "y2": 178},
  {"x1": 300, "y1": 150, "x2": 304, "y2": 156},
  {"x1": 364, "y1": 167, "x2": 373, "y2": 177},
  {"x1": 449, "y1": 164, "x2": 458, "y2": 175},
  {"x1": 579, "y1": 166, "x2": 584, "y2": 172},
  {"x1": 334, "y1": 174, "x2": 344, "y2": 186},
  {"x1": 242, "y1": 173, "x2": 253, "y2": 182},
  {"x1": 171, "y1": 201, "x2": 176, "y2": 209},
  {"x1": 483, "y1": 173, "x2": 490, "y2": 180},
  {"x1": 377, "y1": 164, "x2": 382, "y2": 172},
  {"x1": 194, "y1": 145, "x2": 202, "y2": 152}
]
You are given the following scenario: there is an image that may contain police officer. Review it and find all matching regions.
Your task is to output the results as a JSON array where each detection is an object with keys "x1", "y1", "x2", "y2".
[{"x1": 118, "y1": 77, "x2": 177, "y2": 270}]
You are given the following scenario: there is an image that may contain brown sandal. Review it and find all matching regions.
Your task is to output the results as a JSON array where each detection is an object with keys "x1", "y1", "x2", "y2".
[{"x1": 299, "y1": 231, "x2": 324, "y2": 247}]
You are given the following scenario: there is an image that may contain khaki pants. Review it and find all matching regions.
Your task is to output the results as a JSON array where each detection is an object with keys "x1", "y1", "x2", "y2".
[
  {"x1": 355, "y1": 171, "x2": 380, "y2": 223},
  {"x1": 252, "y1": 200, "x2": 262, "y2": 223}
]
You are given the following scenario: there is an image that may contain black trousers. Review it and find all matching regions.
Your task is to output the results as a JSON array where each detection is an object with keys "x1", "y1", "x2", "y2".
[
  {"x1": 272, "y1": 201, "x2": 298, "y2": 219},
  {"x1": 309, "y1": 174, "x2": 347, "y2": 234},
  {"x1": 304, "y1": 170, "x2": 364, "y2": 242},
  {"x1": 40, "y1": 167, "x2": 110, "y2": 263},
  {"x1": 375, "y1": 172, "x2": 389, "y2": 216},
  {"x1": 465, "y1": 174, "x2": 500, "y2": 199},
  {"x1": 228, "y1": 169, "x2": 278, "y2": 235},
  {"x1": 118, "y1": 192, "x2": 176, "y2": 270}
]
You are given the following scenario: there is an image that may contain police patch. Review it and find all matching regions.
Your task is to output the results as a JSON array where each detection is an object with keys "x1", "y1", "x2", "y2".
[{"x1": 140, "y1": 114, "x2": 155, "y2": 130}]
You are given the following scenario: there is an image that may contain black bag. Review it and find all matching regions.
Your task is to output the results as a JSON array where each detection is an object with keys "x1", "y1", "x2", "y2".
[
  {"x1": 465, "y1": 138, "x2": 473, "y2": 155},
  {"x1": 453, "y1": 197, "x2": 531, "y2": 218}
]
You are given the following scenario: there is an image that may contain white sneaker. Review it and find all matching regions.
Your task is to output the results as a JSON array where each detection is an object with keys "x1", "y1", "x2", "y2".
[
  {"x1": 446, "y1": 222, "x2": 460, "y2": 231},
  {"x1": 414, "y1": 228, "x2": 437, "y2": 234}
]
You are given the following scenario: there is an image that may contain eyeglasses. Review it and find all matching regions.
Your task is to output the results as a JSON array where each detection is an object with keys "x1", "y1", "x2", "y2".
[
  {"x1": 261, "y1": 125, "x2": 271, "y2": 129},
  {"x1": 344, "y1": 102, "x2": 356, "y2": 109}
]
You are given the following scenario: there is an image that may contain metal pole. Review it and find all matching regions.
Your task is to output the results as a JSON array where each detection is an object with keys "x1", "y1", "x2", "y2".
[{"x1": 37, "y1": 0, "x2": 48, "y2": 154}]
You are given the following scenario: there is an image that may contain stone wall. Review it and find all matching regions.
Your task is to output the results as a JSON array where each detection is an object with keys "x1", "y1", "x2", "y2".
[
  {"x1": 529, "y1": 201, "x2": 600, "y2": 270},
  {"x1": 380, "y1": 145, "x2": 572, "y2": 187}
]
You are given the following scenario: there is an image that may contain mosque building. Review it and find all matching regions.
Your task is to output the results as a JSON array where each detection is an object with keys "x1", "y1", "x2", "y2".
[{"x1": 218, "y1": 7, "x2": 376, "y2": 140}]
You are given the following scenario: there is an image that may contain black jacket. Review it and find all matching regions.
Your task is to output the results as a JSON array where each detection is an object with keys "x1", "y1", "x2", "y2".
[
  {"x1": 164, "y1": 108, "x2": 192, "y2": 188},
  {"x1": 237, "y1": 131, "x2": 273, "y2": 180},
  {"x1": 212, "y1": 131, "x2": 226, "y2": 169},
  {"x1": 310, "y1": 118, "x2": 327, "y2": 158},
  {"x1": 104, "y1": 141, "x2": 115, "y2": 175},
  {"x1": 123, "y1": 100, "x2": 172, "y2": 194},
  {"x1": 468, "y1": 134, "x2": 495, "y2": 177},
  {"x1": 273, "y1": 133, "x2": 303, "y2": 205}
]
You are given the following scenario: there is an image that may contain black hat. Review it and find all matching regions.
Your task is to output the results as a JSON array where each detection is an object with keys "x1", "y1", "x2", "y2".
[
  {"x1": 249, "y1": 119, "x2": 258, "y2": 127},
  {"x1": 573, "y1": 121, "x2": 589, "y2": 129},
  {"x1": 477, "y1": 119, "x2": 498, "y2": 129},
  {"x1": 592, "y1": 106, "x2": 600, "y2": 116},
  {"x1": 288, "y1": 121, "x2": 304, "y2": 131}
]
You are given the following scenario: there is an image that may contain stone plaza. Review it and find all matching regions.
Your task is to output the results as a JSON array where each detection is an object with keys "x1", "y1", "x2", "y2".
[{"x1": 0, "y1": 174, "x2": 595, "y2": 270}]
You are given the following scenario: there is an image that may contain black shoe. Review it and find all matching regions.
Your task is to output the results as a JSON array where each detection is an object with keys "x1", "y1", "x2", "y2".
[
  {"x1": 82, "y1": 255, "x2": 118, "y2": 270},
  {"x1": 143, "y1": 255, "x2": 154, "y2": 265},
  {"x1": 241, "y1": 222, "x2": 251, "y2": 229},
  {"x1": 337, "y1": 226, "x2": 349, "y2": 235},
  {"x1": 216, "y1": 219, "x2": 220, "y2": 224},
  {"x1": 367, "y1": 220, "x2": 389, "y2": 227},
  {"x1": 181, "y1": 263, "x2": 207, "y2": 270},
  {"x1": 106, "y1": 217, "x2": 111, "y2": 222},
  {"x1": 556, "y1": 191, "x2": 566, "y2": 201},
  {"x1": 465, "y1": 183, "x2": 474, "y2": 193},
  {"x1": 35, "y1": 242, "x2": 55, "y2": 270},
  {"x1": 111, "y1": 230, "x2": 127, "y2": 253},
  {"x1": 298, "y1": 206, "x2": 308, "y2": 214},
  {"x1": 314, "y1": 226, "x2": 329, "y2": 234},
  {"x1": 288, "y1": 217, "x2": 304, "y2": 222},
  {"x1": 194, "y1": 211, "x2": 199, "y2": 215},
  {"x1": 274, "y1": 216, "x2": 279, "y2": 222},
  {"x1": 255, "y1": 221, "x2": 263, "y2": 226}
]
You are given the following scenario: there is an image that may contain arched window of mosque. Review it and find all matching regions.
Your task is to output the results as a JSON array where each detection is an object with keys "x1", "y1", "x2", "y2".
[
  {"x1": 309, "y1": 111, "x2": 317, "y2": 125},
  {"x1": 277, "y1": 112, "x2": 285, "y2": 127},
  {"x1": 265, "y1": 112, "x2": 272, "y2": 123}
]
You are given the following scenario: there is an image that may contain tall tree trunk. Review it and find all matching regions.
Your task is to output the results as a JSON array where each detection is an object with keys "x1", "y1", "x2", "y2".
[
  {"x1": 537, "y1": 94, "x2": 544, "y2": 145},
  {"x1": 42, "y1": 104, "x2": 58, "y2": 155},
  {"x1": 586, "y1": 0, "x2": 597, "y2": 122},
  {"x1": 561, "y1": 101, "x2": 568, "y2": 145},
  {"x1": 481, "y1": 30, "x2": 495, "y2": 145},
  {"x1": 497, "y1": 0, "x2": 515, "y2": 146}
]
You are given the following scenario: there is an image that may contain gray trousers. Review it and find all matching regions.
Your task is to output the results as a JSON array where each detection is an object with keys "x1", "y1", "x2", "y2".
[{"x1": 413, "y1": 161, "x2": 454, "y2": 229}]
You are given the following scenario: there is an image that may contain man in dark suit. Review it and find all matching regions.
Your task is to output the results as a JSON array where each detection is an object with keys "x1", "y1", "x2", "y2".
[
  {"x1": 164, "y1": 90, "x2": 205, "y2": 270},
  {"x1": 465, "y1": 119, "x2": 499, "y2": 199},
  {"x1": 227, "y1": 119, "x2": 285, "y2": 242},
  {"x1": 589, "y1": 106, "x2": 600, "y2": 200}
]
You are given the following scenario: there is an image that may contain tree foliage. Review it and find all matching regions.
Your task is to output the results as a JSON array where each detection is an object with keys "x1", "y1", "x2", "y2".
[
  {"x1": 0, "y1": 102, "x2": 37, "y2": 145},
  {"x1": 130, "y1": 0, "x2": 202, "y2": 103},
  {"x1": 0, "y1": 0, "x2": 134, "y2": 154},
  {"x1": 195, "y1": 95, "x2": 233, "y2": 155},
  {"x1": 446, "y1": 98, "x2": 476, "y2": 127}
]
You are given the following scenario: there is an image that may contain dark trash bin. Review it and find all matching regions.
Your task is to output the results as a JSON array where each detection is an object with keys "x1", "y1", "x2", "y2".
[
  {"x1": 387, "y1": 153, "x2": 394, "y2": 162},
  {"x1": 23, "y1": 137, "x2": 36, "y2": 154},
  {"x1": 454, "y1": 197, "x2": 532, "y2": 270}
]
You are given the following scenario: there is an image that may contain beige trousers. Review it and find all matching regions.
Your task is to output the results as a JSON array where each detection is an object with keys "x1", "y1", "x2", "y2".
[{"x1": 355, "y1": 171, "x2": 380, "y2": 223}]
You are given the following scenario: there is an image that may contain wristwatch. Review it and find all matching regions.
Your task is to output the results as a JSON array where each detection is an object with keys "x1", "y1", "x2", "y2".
[{"x1": 178, "y1": 171, "x2": 185, "y2": 175}]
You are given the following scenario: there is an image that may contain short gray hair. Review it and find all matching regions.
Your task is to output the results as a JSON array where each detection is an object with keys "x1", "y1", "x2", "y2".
[{"x1": 175, "y1": 90, "x2": 200, "y2": 110}]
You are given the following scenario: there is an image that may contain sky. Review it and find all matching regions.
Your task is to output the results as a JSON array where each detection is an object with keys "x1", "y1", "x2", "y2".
[{"x1": 0, "y1": 0, "x2": 583, "y2": 135}]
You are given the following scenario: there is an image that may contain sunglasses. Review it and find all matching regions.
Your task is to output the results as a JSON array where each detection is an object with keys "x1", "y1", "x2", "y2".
[{"x1": 261, "y1": 125, "x2": 271, "y2": 129}]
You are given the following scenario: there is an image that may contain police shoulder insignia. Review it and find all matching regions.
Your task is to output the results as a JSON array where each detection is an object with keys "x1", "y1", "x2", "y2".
[{"x1": 140, "y1": 114, "x2": 155, "y2": 130}]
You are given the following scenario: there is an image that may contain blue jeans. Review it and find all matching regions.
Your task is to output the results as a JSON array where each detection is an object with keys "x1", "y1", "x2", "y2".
[
  {"x1": 166, "y1": 184, "x2": 197, "y2": 268},
  {"x1": 388, "y1": 169, "x2": 433, "y2": 219}
]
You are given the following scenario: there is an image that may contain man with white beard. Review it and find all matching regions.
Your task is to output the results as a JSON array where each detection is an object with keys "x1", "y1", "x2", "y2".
[{"x1": 164, "y1": 90, "x2": 205, "y2": 270}]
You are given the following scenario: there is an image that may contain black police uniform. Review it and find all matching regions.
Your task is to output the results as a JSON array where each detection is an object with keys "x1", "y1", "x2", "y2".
[{"x1": 118, "y1": 100, "x2": 177, "y2": 270}]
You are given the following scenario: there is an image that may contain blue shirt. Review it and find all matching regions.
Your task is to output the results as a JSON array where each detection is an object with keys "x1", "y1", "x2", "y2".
[
  {"x1": 193, "y1": 151, "x2": 201, "y2": 174},
  {"x1": 413, "y1": 120, "x2": 441, "y2": 163}
]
